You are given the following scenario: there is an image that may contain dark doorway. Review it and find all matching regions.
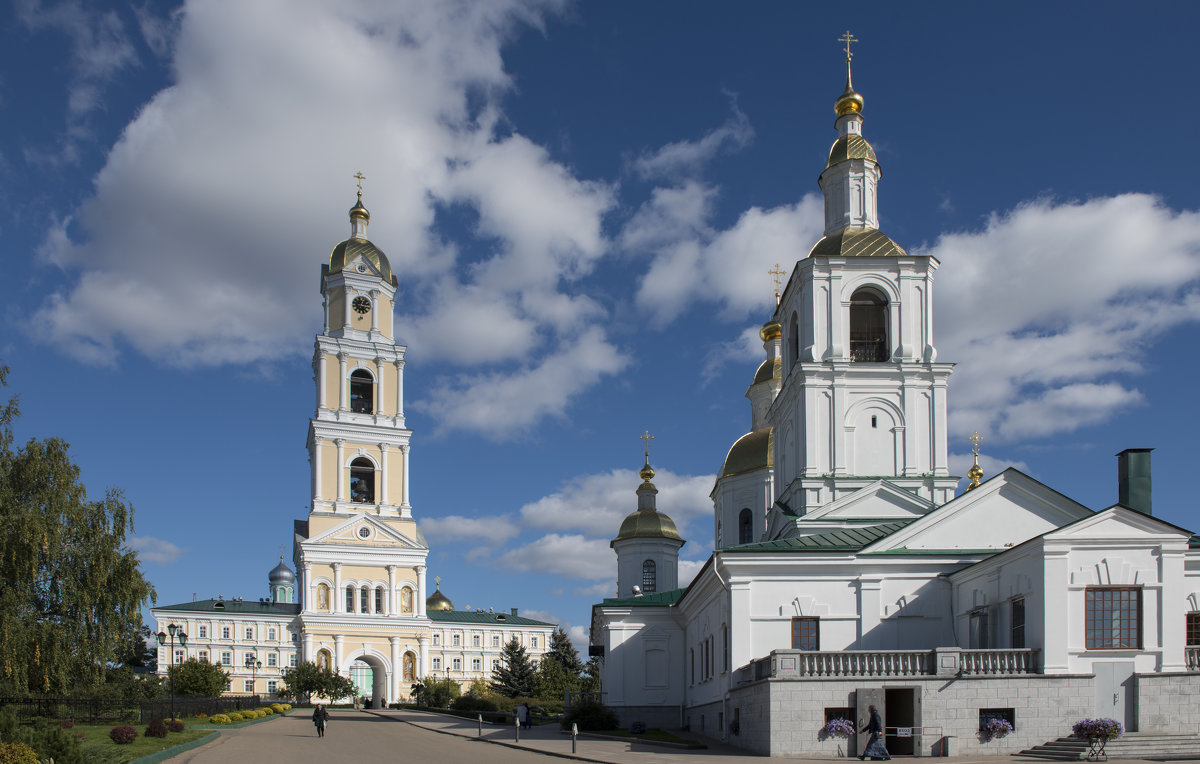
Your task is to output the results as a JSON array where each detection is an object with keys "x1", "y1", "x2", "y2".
[{"x1": 885, "y1": 687, "x2": 917, "y2": 756}]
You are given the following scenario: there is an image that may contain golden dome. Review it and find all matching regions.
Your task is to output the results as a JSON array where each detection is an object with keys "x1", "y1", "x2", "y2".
[
  {"x1": 349, "y1": 195, "x2": 370, "y2": 221},
  {"x1": 835, "y1": 85, "x2": 864, "y2": 117},
  {"x1": 613, "y1": 507, "x2": 682, "y2": 543},
  {"x1": 808, "y1": 227, "x2": 907, "y2": 259},
  {"x1": 752, "y1": 358, "x2": 780, "y2": 386},
  {"x1": 760, "y1": 321, "x2": 782, "y2": 342},
  {"x1": 825, "y1": 134, "x2": 877, "y2": 170},
  {"x1": 329, "y1": 238, "x2": 393, "y2": 283},
  {"x1": 720, "y1": 427, "x2": 773, "y2": 478},
  {"x1": 425, "y1": 585, "x2": 453, "y2": 612}
]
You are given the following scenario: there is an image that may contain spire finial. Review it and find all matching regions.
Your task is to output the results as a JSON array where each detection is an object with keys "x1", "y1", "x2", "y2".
[
  {"x1": 639, "y1": 429, "x2": 656, "y2": 483},
  {"x1": 353, "y1": 171, "x2": 366, "y2": 199},
  {"x1": 434, "y1": 575, "x2": 441, "y2": 590},
  {"x1": 834, "y1": 30, "x2": 865, "y2": 117},
  {"x1": 769, "y1": 263, "x2": 787, "y2": 304},
  {"x1": 966, "y1": 431, "x2": 985, "y2": 490},
  {"x1": 349, "y1": 171, "x2": 370, "y2": 234}
]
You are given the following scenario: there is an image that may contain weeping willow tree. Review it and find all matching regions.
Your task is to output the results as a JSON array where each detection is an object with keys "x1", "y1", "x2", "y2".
[{"x1": 0, "y1": 362, "x2": 155, "y2": 695}]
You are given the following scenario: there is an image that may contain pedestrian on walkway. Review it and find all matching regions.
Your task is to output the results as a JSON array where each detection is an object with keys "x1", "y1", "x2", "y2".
[
  {"x1": 312, "y1": 703, "x2": 329, "y2": 738},
  {"x1": 859, "y1": 705, "x2": 890, "y2": 761}
]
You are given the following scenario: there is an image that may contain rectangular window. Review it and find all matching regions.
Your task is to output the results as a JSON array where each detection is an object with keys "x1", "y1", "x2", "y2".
[
  {"x1": 1186, "y1": 613, "x2": 1200, "y2": 646},
  {"x1": 472, "y1": 635, "x2": 481, "y2": 647},
  {"x1": 198, "y1": 650, "x2": 209, "y2": 663},
  {"x1": 174, "y1": 649, "x2": 184, "y2": 664},
  {"x1": 452, "y1": 658, "x2": 461, "y2": 671},
  {"x1": 472, "y1": 658, "x2": 481, "y2": 671},
  {"x1": 825, "y1": 707, "x2": 854, "y2": 725},
  {"x1": 289, "y1": 654, "x2": 297, "y2": 667},
  {"x1": 244, "y1": 680, "x2": 254, "y2": 693},
  {"x1": 432, "y1": 658, "x2": 441, "y2": 670},
  {"x1": 491, "y1": 659, "x2": 500, "y2": 671},
  {"x1": 267, "y1": 680, "x2": 278, "y2": 695},
  {"x1": 221, "y1": 651, "x2": 232, "y2": 666},
  {"x1": 198, "y1": 625, "x2": 208, "y2": 638},
  {"x1": 791, "y1": 617, "x2": 819, "y2": 650},
  {"x1": 492, "y1": 635, "x2": 500, "y2": 647},
  {"x1": 452, "y1": 634, "x2": 460, "y2": 647},
  {"x1": 267, "y1": 628, "x2": 276, "y2": 641},
  {"x1": 245, "y1": 627, "x2": 253, "y2": 640},
  {"x1": 1086, "y1": 587, "x2": 1142, "y2": 649},
  {"x1": 979, "y1": 708, "x2": 1015, "y2": 732},
  {"x1": 267, "y1": 653, "x2": 277, "y2": 667},
  {"x1": 1011, "y1": 598, "x2": 1026, "y2": 649},
  {"x1": 225, "y1": 680, "x2": 232, "y2": 692},
  {"x1": 432, "y1": 634, "x2": 440, "y2": 646},
  {"x1": 969, "y1": 609, "x2": 990, "y2": 649},
  {"x1": 375, "y1": 589, "x2": 383, "y2": 613},
  {"x1": 222, "y1": 627, "x2": 231, "y2": 640},
  {"x1": 531, "y1": 636, "x2": 538, "y2": 649}
]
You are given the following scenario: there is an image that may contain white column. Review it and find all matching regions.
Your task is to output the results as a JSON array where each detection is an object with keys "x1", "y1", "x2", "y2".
[
  {"x1": 317, "y1": 352, "x2": 327, "y2": 410},
  {"x1": 335, "y1": 439, "x2": 346, "y2": 504},
  {"x1": 312, "y1": 439, "x2": 323, "y2": 501},
  {"x1": 343, "y1": 287, "x2": 352, "y2": 327},
  {"x1": 304, "y1": 562, "x2": 313, "y2": 612},
  {"x1": 379, "y1": 444, "x2": 389, "y2": 508},
  {"x1": 387, "y1": 565, "x2": 397, "y2": 616},
  {"x1": 332, "y1": 563, "x2": 343, "y2": 613},
  {"x1": 418, "y1": 636, "x2": 429, "y2": 680},
  {"x1": 303, "y1": 633, "x2": 313, "y2": 664},
  {"x1": 337, "y1": 353, "x2": 349, "y2": 411},
  {"x1": 417, "y1": 566, "x2": 427, "y2": 618},
  {"x1": 370, "y1": 290, "x2": 381, "y2": 334},
  {"x1": 388, "y1": 637, "x2": 401, "y2": 702},
  {"x1": 394, "y1": 360, "x2": 405, "y2": 419},
  {"x1": 401, "y1": 445, "x2": 411, "y2": 508},
  {"x1": 334, "y1": 634, "x2": 344, "y2": 672},
  {"x1": 374, "y1": 355, "x2": 385, "y2": 416}
]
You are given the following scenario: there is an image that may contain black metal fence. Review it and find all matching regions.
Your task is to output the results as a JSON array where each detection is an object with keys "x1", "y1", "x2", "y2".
[{"x1": 0, "y1": 695, "x2": 266, "y2": 724}]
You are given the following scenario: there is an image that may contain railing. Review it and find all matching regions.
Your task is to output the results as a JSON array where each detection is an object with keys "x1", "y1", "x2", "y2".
[
  {"x1": 1187, "y1": 646, "x2": 1200, "y2": 671},
  {"x1": 738, "y1": 647, "x2": 1041, "y2": 682},
  {"x1": 850, "y1": 340, "x2": 888, "y2": 362}
]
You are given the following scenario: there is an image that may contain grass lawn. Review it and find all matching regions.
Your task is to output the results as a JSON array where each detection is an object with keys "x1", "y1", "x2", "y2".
[{"x1": 72, "y1": 723, "x2": 212, "y2": 762}]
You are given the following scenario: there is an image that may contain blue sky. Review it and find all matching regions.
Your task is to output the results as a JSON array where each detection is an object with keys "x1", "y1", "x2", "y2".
[{"x1": 3, "y1": 1, "x2": 1199, "y2": 648}]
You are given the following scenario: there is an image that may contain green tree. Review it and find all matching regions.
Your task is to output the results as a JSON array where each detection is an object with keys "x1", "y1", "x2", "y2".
[
  {"x1": 280, "y1": 661, "x2": 355, "y2": 702},
  {"x1": 544, "y1": 628, "x2": 584, "y2": 676},
  {"x1": 532, "y1": 656, "x2": 577, "y2": 705},
  {"x1": 411, "y1": 675, "x2": 459, "y2": 708},
  {"x1": 168, "y1": 658, "x2": 230, "y2": 696},
  {"x1": 581, "y1": 656, "x2": 602, "y2": 693},
  {"x1": 0, "y1": 362, "x2": 156, "y2": 696},
  {"x1": 490, "y1": 637, "x2": 536, "y2": 698}
]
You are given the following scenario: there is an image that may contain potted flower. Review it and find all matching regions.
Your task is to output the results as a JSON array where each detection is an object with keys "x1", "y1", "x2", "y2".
[
  {"x1": 1072, "y1": 718, "x2": 1123, "y2": 761},
  {"x1": 820, "y1": 717, "x2": 856, "y2": 756},
  {"x1": 981, "y1": 717, "x2": 1013, "y2": 742}
]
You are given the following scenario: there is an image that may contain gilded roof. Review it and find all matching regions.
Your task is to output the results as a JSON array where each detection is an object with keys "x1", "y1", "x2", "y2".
[
  {"x1": 720, "y1": 427, "x2": 773, "y2": 478},
  {"x1": 426, "y1": 588, "x2": 454, "y2": 612},
  {"x1": 614, "y1": 508, "x2": 682, "y2": 543},
  {"x1": 752, "y1": 358, "x2": 780, "y2": 386},
  {"x1": 329, "y1": 237, "x2": 393, "y2": 283},
  {"x1": 809, "y1": 227, "x2": 908, "y2": 259},
  {"x1": 825, "y1": 134, "x2": 877, "y2": 170}
]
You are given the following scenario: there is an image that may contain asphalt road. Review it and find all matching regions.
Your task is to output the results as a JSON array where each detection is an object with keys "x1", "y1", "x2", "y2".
[{"x1": 167, "y1": 710, "x2": 555, "y2": 763}]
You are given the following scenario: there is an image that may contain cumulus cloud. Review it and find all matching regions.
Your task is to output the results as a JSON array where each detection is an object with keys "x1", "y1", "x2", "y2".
[
  {"x1": 678, "y1": 558, "x2": 705, "y2": 589},
  {"x1": 928, "y1": 194, "x2": 1200, "y2": 442},
  {"x1": 420, "y1": 514, "x2": 519, "y2": 545},
  {"x1": 631, "y1": 97, "x2": 753, "y2": 181},
  {"x1": 495, "y1": 533, "x2": 614, "y2": 580},
  {"x1": 130, "y1": 535, "x2": 183, "y2": 564}
]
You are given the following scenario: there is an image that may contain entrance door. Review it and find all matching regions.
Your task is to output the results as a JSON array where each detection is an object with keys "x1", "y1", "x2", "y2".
[
  {"x1": 350, "y1": 659, "x2": 373, "y2": 702},
  {"x1": 857, "y1": 688, "x2": 884, "y2": 759},
  {"x1": 885, "y1": 687, "x2": 917, "y2": 756},
  {"x1": 1094, "y1": 662, "x2": 1135, "y2": 732}
]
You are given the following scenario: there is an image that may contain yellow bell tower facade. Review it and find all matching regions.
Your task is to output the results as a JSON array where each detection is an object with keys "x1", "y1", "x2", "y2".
[{"x1": 294, "y1": 182, "x2": 431, "y2": 704}]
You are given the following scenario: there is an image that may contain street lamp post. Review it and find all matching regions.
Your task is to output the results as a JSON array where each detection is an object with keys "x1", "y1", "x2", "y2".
[
  {"x1": 156, "y1": 624, "x2": 188, "y2": 721},
  {"x1": 244, "y1": 653, "x2": 262, "y2": 698}
]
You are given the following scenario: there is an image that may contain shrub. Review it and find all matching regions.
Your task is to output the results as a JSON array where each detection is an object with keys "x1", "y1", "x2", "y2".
[
  {"x1": 270, "y1": 703, "x2": 286, "y2": 714},
  {"x1": 259, "y1": 707, "x2": 274, "y2": 715},
  {"x1": 281, "y1": 703, "x2": 292, "y2": 711},
  {"x1": 0, "y1": 742, "x2": 37, "y2": 764},
  {"x1": 145, "y1": 719, "x2": 168, "y2": 739},
  {"x1": 1072, "y1": 718, "x2": 1123, "y2": 741},
  {"x1": 226, "y1": 712, "x2": 244, "y2": 722},
  {"x1": 59, "y1": 719, "x2": 75, "y2": 729},
  {"x1": 109, "y1": 726, "x2": 138, "y2": 744},
  {"x1": 167, "y1": 719, "x2": 185, "y2": 733},
  {"x1": 561, "y1": 700, "x2": 618, "y2": 732},
  {"x1": 451, "y1": 695, "x2": 498, "y2": 713},
  {"x1": 209, "y1": 714, "x2": 231, "y2": 725},
  {"x1": 820, "y1": 718, "x2": 855, "y2": 740},
  {"x1": 193, "y1": 712, "x2": 208, "y2": 719}
]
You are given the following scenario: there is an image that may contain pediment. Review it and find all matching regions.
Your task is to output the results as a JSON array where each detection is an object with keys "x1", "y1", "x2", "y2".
[
  {"x1": 306, "y1": 514, "x2": 423, "y2": 549},
  {"x1": 801, "y1": 480, "x2": 937, "y2": 522},
  {"x1": 1045, "y1": 505, "x2": 1194, "y2": 542},
  {"x1": 346, "y1": 253, "x2": 384, "y2": 279},
  {"x1": 866, "y1": 469, "x2": 1093, "y2": 554}
]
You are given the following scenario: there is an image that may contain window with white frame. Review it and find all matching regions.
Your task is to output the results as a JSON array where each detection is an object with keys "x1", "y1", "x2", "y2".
[
  {"x1": 198, "y1": 650, "x2": 209, "y2": 662},
  {"x1": 289, "y1": 654, "x2": 297, "y2": 667},
  {"x1": 432, "y1": 658, "x2": 442, "y2": 670},
  {"x1": 492, "y1": 634, "x2": 500, "y2": 647},
  {"x1": 244, "y1": 680, "x2": 254, "y2": 693},
  {"x1": 245, "y1": 627, "x2": 253, "y2": 640},
  {"x1": 452, "y1": 634, "x2": 460, "y2": 647},
  {"x1": 267, "y1": 627, "x2": 276, "y2": 641},
  {"x1": 452, "y1": 658, "x2": 462, "y2": 671},
  {"x1": 222, "y1": 626, "x2": 231, "y2": 640},
  {"x1": 221, "y1": 651, "x2": 232, "y2": 665},
  {"x1": 267, "y1": 680, "x2": 277, "y2": 694},
  {"x1": 491, "y1": 659, "x2": 500, "y2": 671},
  {"x1": 432, "y1": 634, "x2": 440, "y2": 646},
  {"x1": 225, "y1": 680, "x2": 232, "y2": 691},
  {"x1": 472, "y1": 658, "x2": 481, "y2": 671},
  {"x1": 1086, "y1": 587, "x2": 1142, "y2": 649},
  {"x1": 267, "y1": 653, "x2": 277, "y2": 667},
  {"x1": 472, "y1": 635, "x2": 480, "y2": 647},
  {"x1": 198, "y1": 625, "x2": 207, "y2": 638},
  {"x1": 174, "y1": 649, "x2": 184, "y2": 664}
]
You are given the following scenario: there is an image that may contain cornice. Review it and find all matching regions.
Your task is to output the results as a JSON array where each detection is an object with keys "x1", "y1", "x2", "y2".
[
  {"x1": 309, "y1": 419, "x2": 412, "y2": 444},
  {"x1": 316, "y1": 334, "x2": 406, "y2": 360}
]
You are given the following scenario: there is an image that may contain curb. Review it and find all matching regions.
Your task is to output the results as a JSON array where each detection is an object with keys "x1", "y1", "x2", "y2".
[{"x1": 129, "y1": 731, "x2": 220, "y2": 764}]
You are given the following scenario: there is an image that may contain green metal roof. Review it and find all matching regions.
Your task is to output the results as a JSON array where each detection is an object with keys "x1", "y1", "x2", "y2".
[
  {"x1": 1191, "y1": 535, "x2": 1200, "y2": 549},
  {"x1": 428, "y1": 610, "x2": 554, "y2": 627},
  {"x1": 724, "y1": 520, "x2": 913, "y2": 552},
  {"x1": 600, "y1": 588, "x2": 686, "y2": 608},
  {"x1": 153, "y1": 599, "x2": 300, "y2": 616}
]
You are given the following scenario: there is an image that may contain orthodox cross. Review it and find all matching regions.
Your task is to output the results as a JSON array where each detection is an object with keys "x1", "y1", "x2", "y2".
[
  {"x1": 969, "y1": 431, "x2": 983, "y2": 457},
  {"x1": 353, "y1": 171, "x2": 366, "y2": 194},
  {"x1": 838, "y1": 30, "x2": 858, "y2": 61},
  {"x1": 769, "y1": 263, "x2": 787, "y2": 304},
  {"x1": 640, "y1": 429, "x2": 654, "y2": 459},
  {"x1": 278, "y1": 544, "x2": 285, "y2": 560}
]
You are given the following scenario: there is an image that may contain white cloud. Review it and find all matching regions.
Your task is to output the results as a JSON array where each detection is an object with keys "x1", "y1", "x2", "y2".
[
  {"x1": 495, "y1": 533, "x2": 614, "y2": 580},
  {"x1": 678, "y1": 558, "x2": 705, "y2": 589},
  {"x1": 130, "y1": 535, "x2": 183, "y2": 564},
  {"x1": 631, "y1": 97, "x2": 753, "y2": 181},
  {"x1": 573, "y1": 581, "x2": 616, "y2": 598},
  {"x1": 928, "y1": 194, "x2": 1200, "y2": 443},
  {"x1": 420, "y1": 514, "x2": 519, "y2": 545},
  {"x1": 701, "y1": 324, "x2": 768, "y2": 384}
]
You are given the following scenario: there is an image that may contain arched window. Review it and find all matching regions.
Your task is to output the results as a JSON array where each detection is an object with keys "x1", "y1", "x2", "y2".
[
  {"x1": 350, "y1": 458, "x2": 375, "y2": 503},
  {"x1": 788, "y1": 312, "x2": 799, "y2": 368},
  {"x1": 738, "y1": 508, "x2": 753, "y2": 545},
  {"x1": 850, "y1": 288, "x2": 888, "y2": 362},
  {"x1": 375, "y1": 586, "x2": 384, "y2": 614},
  {"x1": 642, "y1": 560, "x2": 657, "y2": 593},
  {"x1": 359, "y1": 585, "x2": 369, "y2": 613},
  {"x1": 350, "y1": 369, "x2": 374, "y2": 413},
  {"x1": 345, "y1": 585, "x2": 354, "y2": 613}
]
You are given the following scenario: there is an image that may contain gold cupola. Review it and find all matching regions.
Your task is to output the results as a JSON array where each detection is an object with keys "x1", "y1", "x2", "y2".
[
  {"x1": 328, "y1": 179, "x2": 394, "y2": 285},
  {"x1": 425, "y1": 577, "x2": 454, "y2": 611}
]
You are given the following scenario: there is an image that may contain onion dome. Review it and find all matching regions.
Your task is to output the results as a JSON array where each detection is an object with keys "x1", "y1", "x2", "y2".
[
  {"x1": 328, "y1": 192, "x2": 393, "y2": 283},
  {"x1": 426, "y1": 580, "x2": 454, "y2": 612},
  {"x1": 826, "y1": 134, "x2": 877, "y2": 171},
  {"x1": 268, "y1": 557, "x2": 295, "y2": 584},
  {"x1": 720, "y1": 427, "x2": 773, "y2": 478},
  {"x1": 809, "y1": 227, "x2": 907, "y2": 259},
  {"x1": 834, "y1": 50, "x2": 864, "y2": 117},
  {"x1": 612, "y1": 454, "x2": 682, "y2": 544},
  {"x1": 760, "y1": 321, "x2": 782, "y2": 343},
  {"x1": 752, "y1": 358, "x2": 781, "y2": 386}
]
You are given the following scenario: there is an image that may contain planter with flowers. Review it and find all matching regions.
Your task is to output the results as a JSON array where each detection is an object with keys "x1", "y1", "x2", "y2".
[
  {"x1": 819, "y1": 717, "x2": 856, "y2": 757},
  {"x1": 1072, "y1": 718, "x2": 1123, "y2": 761},
  {"x1": 980, "y1": 717, "x2": 1013, "y2": 744}
]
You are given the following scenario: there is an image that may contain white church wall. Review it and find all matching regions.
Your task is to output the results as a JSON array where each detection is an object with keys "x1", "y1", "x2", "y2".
[
  {"x1": 683, "y1": 577, "x2": 731, "y2": 709},
  {"x1": 597, "y1": 608, "x2": 685, "y2": 708}
]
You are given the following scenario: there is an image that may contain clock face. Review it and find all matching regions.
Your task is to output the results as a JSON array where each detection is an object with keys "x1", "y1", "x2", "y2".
[{"x1": 352, "y1": 296, "x2": 370, "y2": 315}]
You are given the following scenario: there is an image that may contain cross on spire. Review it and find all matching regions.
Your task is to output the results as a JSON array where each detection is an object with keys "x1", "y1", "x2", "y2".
[
  {"x1": 769, "y1": 263, "x2": 787, "y2": 304},
  {"x1": 838, "y1": 30, "x2": 858, "y2": 62},
  {"x1": 353, "y1": 171, "x2": 366, "y2": 196},
  {"x1": 640, "y1": 429, "x2": 654, "y2": 459},
  {"x1": 969, "y1": 431, "x2": 983, "y2": 457}
]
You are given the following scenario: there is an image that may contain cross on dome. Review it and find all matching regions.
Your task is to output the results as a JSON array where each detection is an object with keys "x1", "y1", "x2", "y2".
[
  {"x1": 838, "y1": 30, "x2": 858, "y2": 61},
  {"x1": 769, "y1": 263, "x2": 787, "y2": 304},
  {"x1": 353, "y1": 171, "x2": 366, "y2": 196}
]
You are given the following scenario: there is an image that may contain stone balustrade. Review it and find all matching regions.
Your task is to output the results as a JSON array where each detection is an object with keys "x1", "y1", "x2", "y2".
[{"x1": 738, "y1": 647, "x2": 1041, "y2": 683}]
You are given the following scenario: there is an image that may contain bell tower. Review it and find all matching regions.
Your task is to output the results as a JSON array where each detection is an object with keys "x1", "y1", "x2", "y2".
[{"x1": 767, "y1": 34, "x2": 957, "y2": 518}]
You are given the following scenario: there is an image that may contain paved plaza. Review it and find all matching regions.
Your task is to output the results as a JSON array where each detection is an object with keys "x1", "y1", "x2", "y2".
[{"x1": 165, "y1": 708, "x2": 1183, "y2": 764}]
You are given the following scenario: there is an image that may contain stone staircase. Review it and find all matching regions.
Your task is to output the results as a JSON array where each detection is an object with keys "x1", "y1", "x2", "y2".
[{"x1": 1019, "y1": 733, "x2": 1200, "y2": 761}]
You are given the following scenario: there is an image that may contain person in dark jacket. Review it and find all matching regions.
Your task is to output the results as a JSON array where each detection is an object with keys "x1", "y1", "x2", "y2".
[
  {"x1": 312, "y1": 704, "x2": 329, "y2": 738},
  {"x1": 859, "y1": 705, "x2": 890, "y2": 760}
]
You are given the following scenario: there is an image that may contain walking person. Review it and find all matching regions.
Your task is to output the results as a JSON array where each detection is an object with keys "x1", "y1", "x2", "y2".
[
  {"x1": 312, "y1": 703, "x2": 329, "y2": 738},
  {"x1": 859, "y1": 704, "x2": 890, "y2": 761}
]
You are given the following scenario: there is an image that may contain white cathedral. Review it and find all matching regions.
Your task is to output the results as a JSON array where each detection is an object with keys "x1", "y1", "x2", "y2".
[
  {"x1": 590, "y1": 51, "x2": 1200, "y2": 757},
  {"x1": 152, "y1": 185, "x2": 555, "y2": 706}
]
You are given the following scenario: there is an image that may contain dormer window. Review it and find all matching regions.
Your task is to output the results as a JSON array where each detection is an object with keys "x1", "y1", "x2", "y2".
[
  {"x1": 350, "y1": 370, "x2": 374, "y2": 413},
  {"x1": 350, "y1": 458, "x2": 375, "y2": 503},
  {"x1": 849, "y1": 288, "x2": 888, "y2": 362}
]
